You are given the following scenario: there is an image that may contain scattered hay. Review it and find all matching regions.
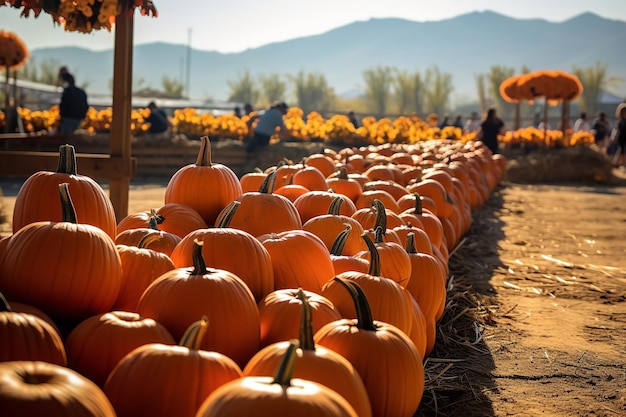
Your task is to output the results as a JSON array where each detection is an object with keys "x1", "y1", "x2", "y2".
[{"x1": 504, "y1": 146, "x2": 614, "y2": 184}]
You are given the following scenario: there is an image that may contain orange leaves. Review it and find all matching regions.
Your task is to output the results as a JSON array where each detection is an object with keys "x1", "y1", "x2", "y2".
[{"x1": 500, "y1": 70, "x2": 583, "y2": 103}]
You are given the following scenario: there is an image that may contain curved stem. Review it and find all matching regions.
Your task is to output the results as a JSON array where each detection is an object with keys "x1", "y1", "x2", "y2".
[
  {"x1": 332, "y1": 277, "x2": 377, "y2": 331},
  {"x1": 56, "y1": 144, "x2": 78, "y2": 175},
  {"x1": 137, "y1": 232, "x2": 163, "y2": 249},
  {"x1": 216, "y1": 201, "x2": 240, "y2": 228},
  {"x1": 328, "y1": 196, "x2": 344, "y2": 215},
  {"x1": 273, "y1": 339, "x2": 300, "y2": 387},
  {"x1": 0, "y1": 292, "x2": 11, "y2": 312},
  {"x1": 258, "y1": 169, "x2": 277, "y2": 194},
  {"x1": 179, "y1": 316, "x2": 209, "y2": 350},
  {"x1": 297, "y1": 289, "x2": 315, "y2": 351},
  {"x1": 372, "y1": 199, "x2": 387, "y2": 232},
  {"x1": 330, "y1": 224, "x2": 352, "y2": 256},
  {"x1": 59, "y1": 183, "x2": 77, "y2": 224},
  {"x1": 149, "y1": 209, "x2": 165, "y2": 225},
  {"x1": 405, "y1": 232, "x2": 417, "y2": 254},
  {"x1": 147, "y1": 214, "x2": 161, "y2": 230},
  {"x1": 191, "y1": 239, "x2": 208, "y2": 275},
  {"x1": 362, "y1": 232, "x2": 381, "y2": 276},
  {"x1": 337, "y1": 167, "x2": 349, "y2": 180},
  {"x1": 373, "y1": 225, "x2": 385, "y2": 244},
  {"x1": 195, "y1": 136, "x2": 213, "y2": 166},
  {"x1": 411, "y1": 193, "x2": 423, "y2": 215}
]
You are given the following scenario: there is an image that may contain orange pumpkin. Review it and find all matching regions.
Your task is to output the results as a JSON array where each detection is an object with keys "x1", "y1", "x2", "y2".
[
  {"x1": 294, "y1": 190, "x2": 357, "y2": 224},
  {"x1": 292, "y1": 166, "x2": 329, "y2": 191},
  {"x1": 328, "y1": 225, "x2": 370, "y2": 275},
  {"x1": 115, "y1": 215, "x2": 182, "y2": 257},
  {"x1": 326, "y1": 167, "x2": 363, "y2": 203},
  {"x1": 116, "y1": 204, "x2": 208, "y2": 239},
  {"x1": 164, "y1": 136, "x2": 243, "y2": 226}
]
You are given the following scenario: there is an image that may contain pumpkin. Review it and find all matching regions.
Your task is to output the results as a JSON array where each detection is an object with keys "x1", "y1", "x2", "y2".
[
  {"x1": 136, "y1": 240, "x2": 260, "y2": 367},
  {"x1": 0, "y1": 292, "x2": 66, "y2": 366},
  {"x1": 400, "y1": 193, "x2": 444, "y2": 248},
  {"x1": 245, "y1": 289, "x2": 371, "y2": 417},
  {"x1": 315, "y1": 279, "x2": 425, "y2": 417},
  {"x1": 294, "y1": 190, "x2": 357, "y2": 224},
  {"x1": 406, "y1": 179, "x2": 454, "y2": 219},
  {"x1": 168, "y1": 224, "x2": 274, "y2": 303},
  {"x1": 404, "y1": 289, "x2": 428, "y2": 359},
  {"x1": 260, "y1": 230, "x2": 335, "y2": 292},
  {"x1": 115, "y1": 214, "x2": 182, "y2": 256},
  {"x1": 302, "y1": 196, "x2": 367, "y2": 256},
  {"x1": 355, "y1": 189, "x2": 401, "y2": 213},
  {"x1": 352, "y1": 198, "x2": 406, "y2": 231},
  {"x1": 104, "y1": 317, "x2": 243, "y2": 417},
  {"x1": 196, "y1": 340, "x2": 358, "y2": 417},
  {"x1": 164, "y1": 136, "x2": 243, "y2": 226},
  {"x1": 274, "y1": 183, "x2": 310, "y2": 203},
  {"x1": 258, "y1": 288, "x2": 342, "y2": 348},
  {"x1": 116, "y1": 204, "x2": 208, "y2": 239},
  {"x1": 213, "y1": 170, "x2": 302, "y2": 237},
  {"x1": 65, "y1": 311, "x2": 175, "y2": 387},
  {"x1": 356, "y1": 227, "x2": 412, "y2": 288},
  {"x1": 363, "y1": 180, "x2": 409, "y2": 201},
  {"x1": 329, "y1": 225, "x2": 370, "y2": 275},
  {"x1": 12, "y1": 144, "x2": 117, "y2": 237},
  {"x1": 292, "y1": 166, "x2": 329, "y2": 191},
  {"x1": 0, "y1": 361, "x2": 116, "y2": 417},
  {"x1": 304, "y1": 153, "x2": 338, "y2": 178},
  {"x1": 0, "y1": 183, "x2": 122, "y2": 321},
  {"x1": 325, "y1": 167, "x2": 363, "y2": 203},
  {"x1": 239, "y1": 168, "x2": 267, "y2": 193}
]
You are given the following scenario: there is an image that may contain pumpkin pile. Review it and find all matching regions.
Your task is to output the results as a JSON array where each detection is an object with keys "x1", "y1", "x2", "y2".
[{"x1": 0, "y1": 137, "x2": 504, "y2": 416}]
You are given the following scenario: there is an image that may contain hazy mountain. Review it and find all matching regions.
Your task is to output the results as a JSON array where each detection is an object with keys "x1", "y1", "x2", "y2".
[{"x1": 28, "y1": 11, "x2": 626, "y2": 104}]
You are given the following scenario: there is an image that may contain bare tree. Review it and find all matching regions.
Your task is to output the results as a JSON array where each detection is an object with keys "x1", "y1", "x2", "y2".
[
  {"x1": 412, "y1": 71, "x2": 425, "y2": 117},
  {"x1": 227, "y1": 69, "x2": 261, "y2": 105},
  {"x1": 363, "y1": 66, "x2": 394, "y2": 116},
  {"x1": 394, "y1": 70, "x2": 413, "y2": 114},
  {"x1": 258, "y1": 73, "x2": 287, "y2": 104},
  {"x1": 572, "y1": 61, "x2": 622, "y2": 115},
  {"x1": 423, "y1": 66, "x2": 454, "y2": 116},
  {"x1": 486, "y1": 65, "x2": 516, "y2": 118},
  {"x1": 161, "y1": 75, "x2": 185, "y2": 98},
  {"x1": 290, "y1": 71, "x2": 336, "y2": 114},
  {"x1": 475, "y1": 73, "x2": 487, "y2": 113}
]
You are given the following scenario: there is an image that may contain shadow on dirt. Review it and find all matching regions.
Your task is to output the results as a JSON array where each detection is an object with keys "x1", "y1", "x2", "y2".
[{"x1": 416, "y1": 187, "x2": 506, "y2": 417}]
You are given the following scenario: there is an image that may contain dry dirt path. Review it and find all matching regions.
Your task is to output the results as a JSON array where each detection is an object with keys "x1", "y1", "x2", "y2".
[{"x1": 1, "y1": 178, "x2": 625, "y2": 417}]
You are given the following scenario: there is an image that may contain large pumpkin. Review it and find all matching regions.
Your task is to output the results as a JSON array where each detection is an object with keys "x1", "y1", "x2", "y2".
[
  {"x1": 0, "y1": 361, "x2": 116, "y2": 417},
  {"x1": 0, "y1": 184, "x2": 122, "y2": 321},
  {"x1": 12, "y1": 144, "x2": 117, "y2": 238},
  {"x1": 164, "y1": 136, "x2": 243, "y2": 226},
  {"x1": 115, "y1": 204, "x2": 208, "y2": 239}
]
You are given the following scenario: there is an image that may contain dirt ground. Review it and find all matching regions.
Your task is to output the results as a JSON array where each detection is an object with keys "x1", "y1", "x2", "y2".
[{"x1": 1, "y1": 167, "x2": 625, "y2": 417}]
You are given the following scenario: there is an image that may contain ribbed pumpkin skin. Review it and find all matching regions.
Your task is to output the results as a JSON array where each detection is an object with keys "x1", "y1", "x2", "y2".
[
  {"x1": 258, "y1": 289, "x2": 341, "y2": 347},
  {"x1": 169, "y1": 228, "x2": 274, "y2": 303},
  {"x1": 243, "y1": 341, "x2": 372, "y2": 417},
  {"x1": 195, "y1": 376, "x2": 358, "y2": 417},
  {"x1": 405, "y1": 252, "x2": 447, "y2": 324},
  {"x1": 0, "y1": 222, "x2": 122, "y2": 321},
  {"x1": 0, "y1": 361, "x2": 116, "y2": 417},
  {"x1": 294, "y1": 191, "x2": 357, "y2": 223},
  {"x1": 164, "y1": 137, "x2": 243, "y2": 226},
  {"x1": 302, "y1": 214, "x2": 367, "y2": 256},
  {"x1": 65, "y1": 311, "x2": 175, "y2": 387},
  {"x1": 115, "y1": 228, "x2": 181, "y2": 256},
  {"x1": 12, "y1": 172, "x2": 117, "y2": 238},
  {"x1": 0, "y1": 310, "x2": 67, "y2": 366},
  {"x1": 104, "y1": 343, "x2": 242, "y2": 417},
  {"x1": 136, "y1": 268, "x2": 260, "y2": 367},
  {"x1": 116, "y1": 203, "x2": 208, "y2": 239}
]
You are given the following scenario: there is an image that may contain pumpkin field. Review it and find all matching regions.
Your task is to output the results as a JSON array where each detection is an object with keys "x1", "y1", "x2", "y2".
[{"x1": 0, "y1": 139, "x2": 625, "y2": 417}]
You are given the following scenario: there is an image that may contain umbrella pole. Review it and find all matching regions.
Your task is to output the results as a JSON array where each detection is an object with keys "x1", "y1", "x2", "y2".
[
  {"x1": 515, "y1": 101, "x2": 520, "y2": 130},
  {"x1": 543, "y1": 98, "x2": 548, "y2": 145}
]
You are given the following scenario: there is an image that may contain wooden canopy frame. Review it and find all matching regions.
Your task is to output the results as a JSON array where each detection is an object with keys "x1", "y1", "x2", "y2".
[{"x1": 0, "y1": 14, "x2": 136, "y2": 222}]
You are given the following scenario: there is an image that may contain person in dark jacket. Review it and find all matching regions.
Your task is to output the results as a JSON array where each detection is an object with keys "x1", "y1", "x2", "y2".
[
  {"x1": 59, "y1": 72, "x2": 89, "y2": 135},
  {"x1": 477, "y1": 107, "x2": 505, "y2": 154},
  {"x1": 146, "y1": 101, "x2": 170, "y2": 133}
]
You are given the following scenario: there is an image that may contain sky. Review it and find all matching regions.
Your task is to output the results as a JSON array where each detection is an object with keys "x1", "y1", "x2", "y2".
[{"x1": 1, "y1": 0, "x2": 625, "y2": 53}]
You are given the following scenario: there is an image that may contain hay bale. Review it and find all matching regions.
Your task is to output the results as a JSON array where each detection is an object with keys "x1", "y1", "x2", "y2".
[{"x1": 504, "y1": 146, "x2": 614, "y2": 184}]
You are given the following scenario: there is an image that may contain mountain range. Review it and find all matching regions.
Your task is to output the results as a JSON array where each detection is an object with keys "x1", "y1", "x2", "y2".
[{"x1": 27, "y1": 11, "x2": 626, "y2": 105}]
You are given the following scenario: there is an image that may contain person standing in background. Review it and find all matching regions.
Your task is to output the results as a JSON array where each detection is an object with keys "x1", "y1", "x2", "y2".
[
  {"x1": 146, "y1": 101, "x2": 170, "y2": 134},
  {"x1": 464, "y1": 111, "x2": 481, "y2": 133},
  {"x1": 244, "y1": 101, "x2": 289, "y2": 156},
  {"x1": 591, "y1": 112, "x2": 610, "y2": 152},
  {"x1": 573, "y1": 112, "x2": 591, "y2": 132},
  {"x1": 58, "y1": 72, "x2": 89, "y2": 135},
  {"x1": 477, "y1": 107, "x2": 505, "y2": 154},
  {"x1": 348, "y1": 110, "x2": 359, "y2": 128},
  {"x1": 612, "y1": 103, "x2": 626, "y2": 167}
]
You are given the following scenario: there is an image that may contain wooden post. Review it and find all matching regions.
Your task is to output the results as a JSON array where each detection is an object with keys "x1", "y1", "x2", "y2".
[
  {"x1": 514, "y1": 102, "x2": 521, "y2": 130},
  {"x1": 109, "y1": 12, "x2": 134, "y2": 222}
]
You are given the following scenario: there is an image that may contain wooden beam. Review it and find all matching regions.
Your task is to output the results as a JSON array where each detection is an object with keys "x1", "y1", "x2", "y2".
[
  {"x1": 108, "y1": 11, "x2": 135, "y2": 222},
  {"x1": 0, "y1": 151, "x2": 136, "y2": 178}
]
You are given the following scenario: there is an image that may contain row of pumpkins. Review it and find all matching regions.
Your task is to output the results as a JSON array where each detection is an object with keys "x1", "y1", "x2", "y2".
[{"x1": 0, "y1": 138, "x2": 504, "y2": 417}]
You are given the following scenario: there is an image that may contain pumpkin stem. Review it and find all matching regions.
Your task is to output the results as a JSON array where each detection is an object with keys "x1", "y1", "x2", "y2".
[
  {"x1": 373, "y1": 225, "x2": 385, "y2": 244},
  {"x1": 330, "y1": 224, "x2": 352, "y2": 256},
  {"x1": 59, "y1": 183, "x2": 78, "y2": 224},
  {"x1": 362, "y1": 232, "x2": 381, "y2": 276},
  {"x1": 405, "y1": 232, "x2": 417, "y2": 254},
  {"x1": 412, "y1": 193, "x2": 423, "y2": 215},
  {"x1": 216, "y1": 201, "x2": 240, "y2": 228},
  {"x1": 137, "y1": 232, "x2": 163, "y2": 249},
  {"x1": 297, "y1": 289, "x2": 316, "y2": 351},
  {"x1": 179, "y1": 316, "x2": 209, "y2": 350},
  {"x1": 327, "y1": 196, "x2": 344, "y2": 216},
  {"x1": 273, "y1": 339, "x2": 300, "y2": 387},
  {"x1": 0, "y1": 292, "x2": 11, "y2": 312},
  {"x1": 372, "y1": 199, "x2": 387, "y2": 233},
  {"x1": 191, "y1": 239, "x2": 208, "y2": 275},
  {"x1": 195, "y1": 136, "x2": 213, "y2": 167},
  {"x1": 149, "y1": 209, "x2": 165, "y2": 225},
  {"x1": 258, "y1": 170, "x2": 277, "y2": 194},
  {"x1": 254, "y1": 167, "x2": 263, "y2": 173},
  {"x1": 332, "y1": 278, "x2": 377, "y2": 331},
  {"x1": 337, "y1": 167, "x2": 349, "y2": 180},
  {"x1": 147, "y1": 214, "x2": 162, "y2": 230},
  {"x1": 56, "y1": 144, "x2": 78, "y2": 175}
]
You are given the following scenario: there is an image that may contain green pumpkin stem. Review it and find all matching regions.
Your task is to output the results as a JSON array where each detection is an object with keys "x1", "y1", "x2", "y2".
[
  {"x1": 297, "y1": 289, "x2": 316, "y2": 351},
  {"x1": 330, "y1": 224, "x2": 352, "y2": 256},
  {"x1": 332, "y1": 278, "x2": 377, "y2": 331},
  {"x1": 56, "y1": 144, "x2": 78, "y2": 175},
  {"x1": 362, "y1": 232, "x2": 381, "y2": 276},
  {"x1": 0, "y1": 292, "x2": 11, "y2": 312},
  {"x1": 412, "y1": 193, "x2": 423, "y2": 215},
  {"x1": 195, "y1": 136, "x2": 213, "y2": 166},
  {"x1": 59, "y1": 183, "x2": 77, "y2": 224},
  {"x1": 405, "y1": 232, "x2": 417, "y2": 254},
  {"x1": 258, "y1": 170, "x2": 277, "y2": 194},
  {"x1": 191, "y1": 239, "x2": 208, "y2": 275},
  {"x1": 273, "y1": 339, "x2": 300, "y2": 387},
  {"x1": 328, "y1": 196, "x2": 344, "y2": 215},
  {"x1": 216, "y1": 201, "x2": 241, "y2": 228},
  {"x1": 372, "y1": 199, "x2": 387, "y2": 232},
  {"x1": 179, "y1": 316, "x2": 209, "y2": 350}
]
